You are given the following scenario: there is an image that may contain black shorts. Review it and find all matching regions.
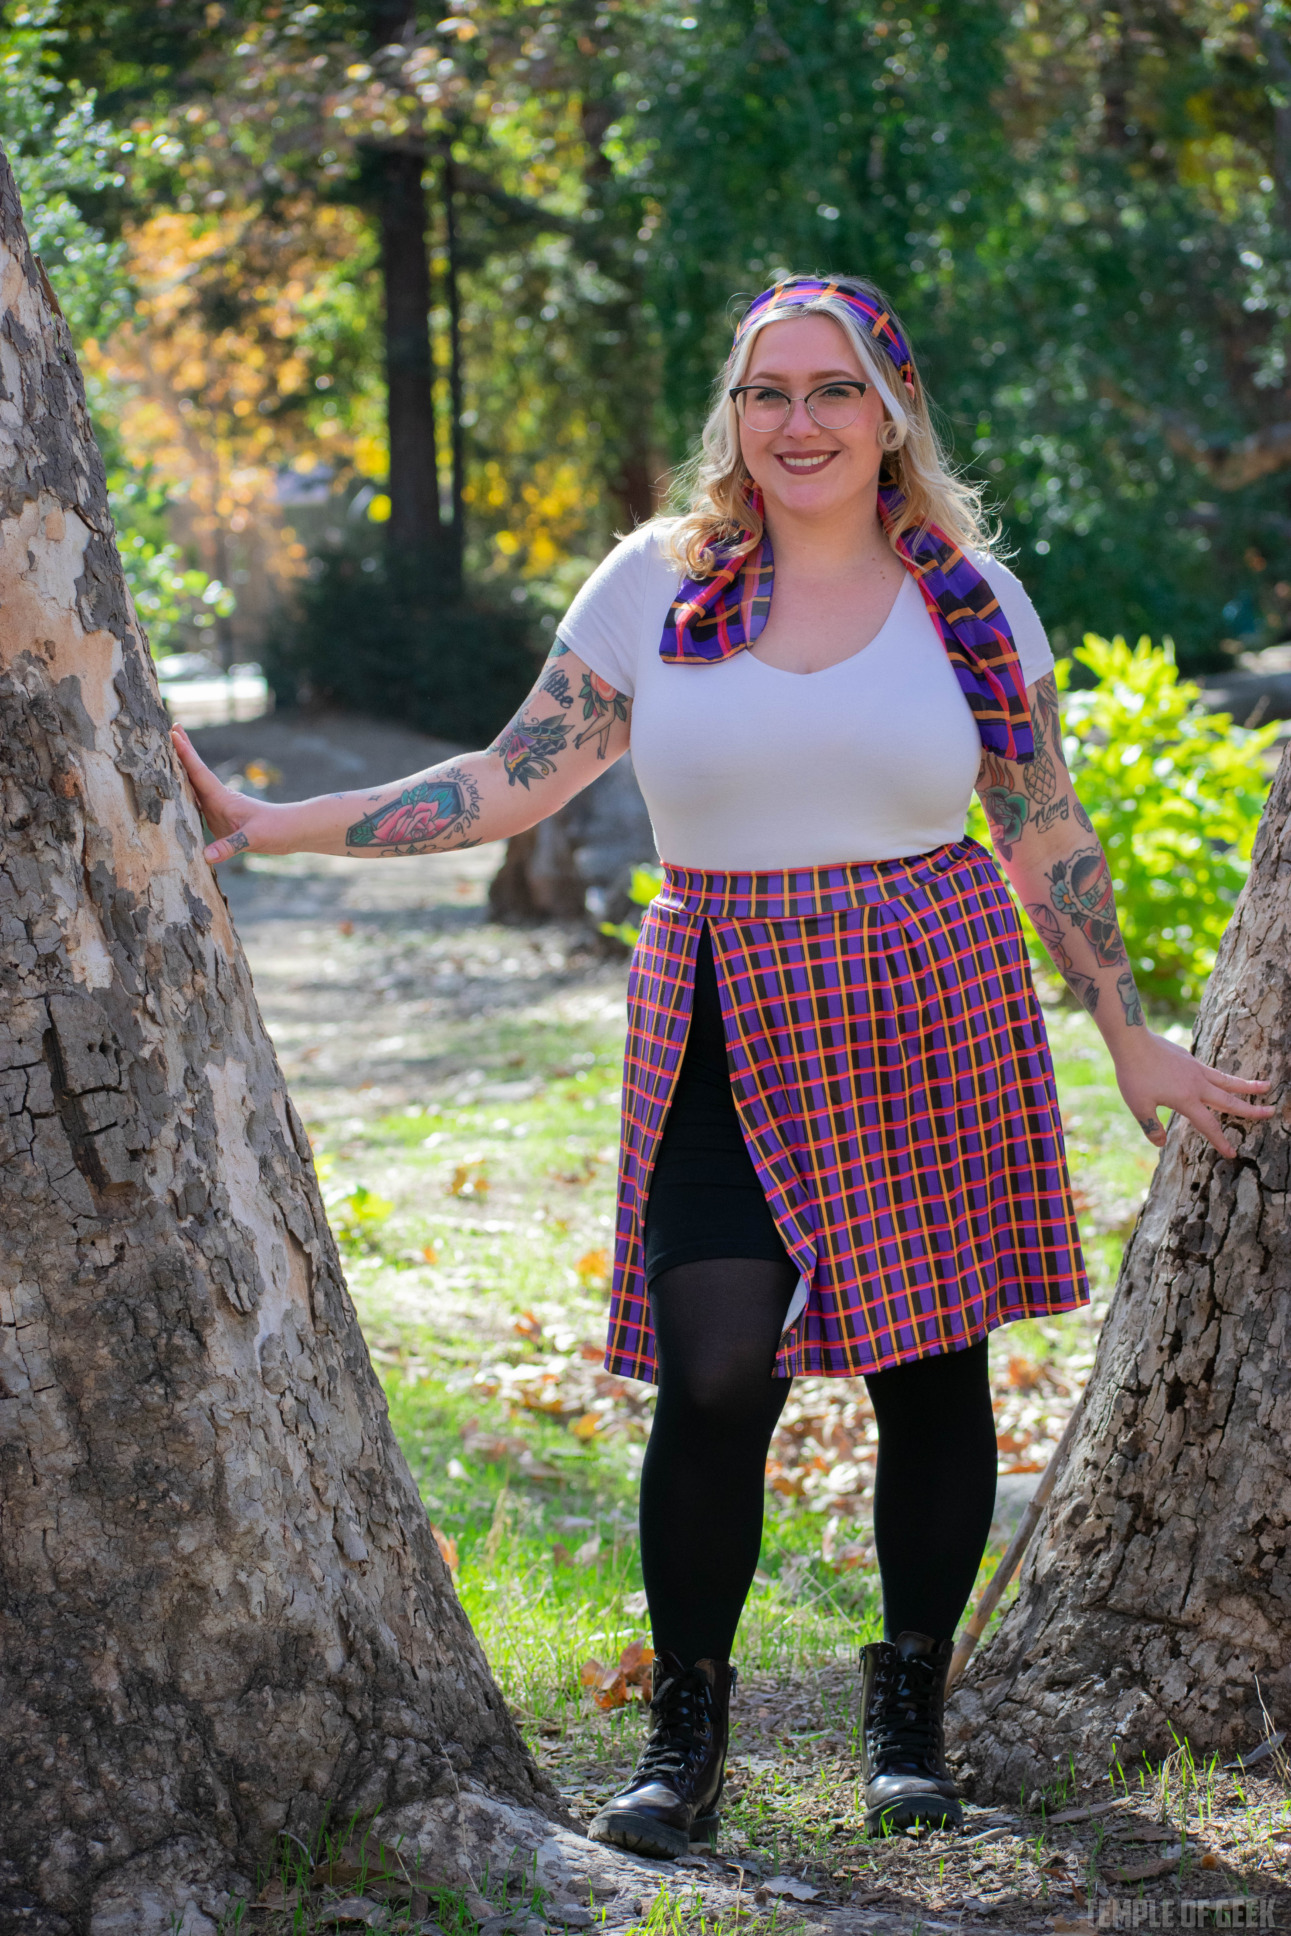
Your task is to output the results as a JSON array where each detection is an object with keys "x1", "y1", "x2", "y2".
[{"x1": 643, "y1": 924, "x2": 792, "y2": 1285}]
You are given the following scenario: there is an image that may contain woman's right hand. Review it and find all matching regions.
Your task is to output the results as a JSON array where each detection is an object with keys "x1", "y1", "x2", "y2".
[{"x1": 172, "y1": 725, "x2": 286, "y2": 864}]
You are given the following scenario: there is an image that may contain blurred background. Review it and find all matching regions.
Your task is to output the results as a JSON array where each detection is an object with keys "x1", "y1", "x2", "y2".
[{"x1": 6, "y1": 0, "x2": 1290, "y2": 733}]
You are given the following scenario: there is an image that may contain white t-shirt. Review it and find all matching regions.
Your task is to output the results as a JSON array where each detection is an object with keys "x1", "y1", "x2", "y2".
[{"x1": 556, "y1": 521, "x2": 1054, "y2": 871}]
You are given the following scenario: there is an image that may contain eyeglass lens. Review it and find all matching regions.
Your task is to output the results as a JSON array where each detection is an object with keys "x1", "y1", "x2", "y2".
[{"x1": 734, "y1": 383, "x2": 868, "y2": 431}]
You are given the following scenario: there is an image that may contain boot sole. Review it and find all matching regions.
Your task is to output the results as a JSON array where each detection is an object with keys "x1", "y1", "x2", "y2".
[
  {"x1": 866, "y1": 1794, "x2": 963, "y2": 1835},
  {"x1": 587, "y1": 1808, "x2": 720, "y2": 1861}
]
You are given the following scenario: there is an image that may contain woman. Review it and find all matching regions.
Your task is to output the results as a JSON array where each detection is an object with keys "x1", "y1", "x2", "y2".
[{"x1": 174, "y1": 275, "x2": 1271, "y2": 1854}]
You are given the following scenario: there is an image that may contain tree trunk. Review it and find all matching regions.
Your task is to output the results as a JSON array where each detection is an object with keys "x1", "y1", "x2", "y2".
[
  {"x1": 0, "y1": 148, "x2": 578, "y2": 1934},
  {"x1": 441, "y1": 139, "x2": 467, "y2": 595},
  {"x1": 949, "y1": 743, "x2": 1291, "y2": 1800},
  {"x1": 377, "y1": 144, "x2": 443, "y2": 564}
]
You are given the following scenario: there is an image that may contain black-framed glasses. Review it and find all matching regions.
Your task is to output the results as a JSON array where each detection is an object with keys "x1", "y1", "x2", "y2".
[{"x1": 729, "y1": 379, "x2": 870, "y2": 432}]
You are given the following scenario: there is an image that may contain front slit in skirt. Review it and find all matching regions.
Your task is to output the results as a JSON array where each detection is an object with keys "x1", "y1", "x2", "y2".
[{"x1": 605, "y1": 840, "x2": 1089, "y2": 1385}]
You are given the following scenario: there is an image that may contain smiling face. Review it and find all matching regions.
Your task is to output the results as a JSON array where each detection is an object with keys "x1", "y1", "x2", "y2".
[{"x1": 735, "y1": 312, "x2": 891, "y2": 529}]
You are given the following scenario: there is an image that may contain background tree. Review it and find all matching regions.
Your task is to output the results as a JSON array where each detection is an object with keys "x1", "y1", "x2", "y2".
[
  {"x1": 0, "y1": 144, "x2": 572, "y2": 1930},
  {"x1": 13, "y1": 0, "x2": 1291, "y2": 702},
  {"x1": 948, "y1": 740, "x2": 1291, "y2": 1797},
  {"x1": 639, "y1": 0, "x2": 1291, "y2": 663}
]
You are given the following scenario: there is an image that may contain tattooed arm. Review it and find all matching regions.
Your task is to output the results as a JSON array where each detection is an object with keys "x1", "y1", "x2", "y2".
[
  {"x1": 170, "y1": 641, "x2": 631, "y2": 863},
  {"x1": 977, "y1": 674, "x2": 1272, "y2": 1157}
]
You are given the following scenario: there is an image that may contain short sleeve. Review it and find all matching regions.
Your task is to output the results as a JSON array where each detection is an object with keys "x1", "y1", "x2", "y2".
[
  {"x1": 974, "y1": 552, "x2": 1055, "y2": 689},
  {"x1": 555, "y1": 523, "x2": 678, "y2": 700}
]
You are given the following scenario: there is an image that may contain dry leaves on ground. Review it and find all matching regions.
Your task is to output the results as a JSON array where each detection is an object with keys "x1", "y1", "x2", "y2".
[
  {"x1": 580, "y1": 1639, "x2": 655, "y2": 1710},
  {"x1": 458, "y1": 1313, "x2": 1094, "y2": 1547}
]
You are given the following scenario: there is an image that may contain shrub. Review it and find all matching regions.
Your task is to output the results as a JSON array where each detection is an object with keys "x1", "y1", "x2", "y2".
[
  {"x1": 599, "y1": 863, "x2": 663, "y2": 948},
  {"x1": 971, "y1": 634, "x2": 1277, "y2": 1010},
  {"x1": 266, "y1": 547, "x2": 540, "y2": 748}
]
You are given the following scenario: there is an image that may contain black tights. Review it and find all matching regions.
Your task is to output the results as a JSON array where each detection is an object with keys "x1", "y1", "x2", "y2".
[{"x1": 639, "y1": 1259, "x2": 998, "y2": 1667}]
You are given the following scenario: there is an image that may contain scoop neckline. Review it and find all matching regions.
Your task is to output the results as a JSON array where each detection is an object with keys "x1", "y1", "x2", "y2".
[{"x1": 742, "y1": 571, "x2": 914, "y2": 678}]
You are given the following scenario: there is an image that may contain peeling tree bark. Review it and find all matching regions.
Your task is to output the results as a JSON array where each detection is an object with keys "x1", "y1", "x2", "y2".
[
  {"x1": 0, "y1": 147, "x2": 558, "y2": 1935},
  {"x1": 949, "y1": 744, "x2": 1291, "y2": 1801}
]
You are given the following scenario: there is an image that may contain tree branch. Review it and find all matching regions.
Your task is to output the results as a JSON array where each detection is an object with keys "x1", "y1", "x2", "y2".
[{"x1": 1099, "y1": 379, "x2": 1291, "y2": 489}]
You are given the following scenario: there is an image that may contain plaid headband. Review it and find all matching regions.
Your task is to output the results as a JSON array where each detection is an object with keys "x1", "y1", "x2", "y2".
[
  {"x1": 659, "y1": 280, "x2": 1035, "y2": 765},
  {"x1": 733, "y1": 277, "x2": 917, "y2": 387}
]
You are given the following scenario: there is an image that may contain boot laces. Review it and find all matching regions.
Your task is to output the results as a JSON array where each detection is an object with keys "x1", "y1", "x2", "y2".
[
  {"x1": 634, "y1": 1669, "x2": 713, "y2": 1784},
  {"x1": 868, "y1": 1652, "x2": 941, "y2": 1769}
]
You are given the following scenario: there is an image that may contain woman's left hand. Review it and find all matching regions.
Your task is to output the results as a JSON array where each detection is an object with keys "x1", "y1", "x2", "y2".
[{"x1": 1114, "y1": 1030, "x2": 1275, "y2": 1158}]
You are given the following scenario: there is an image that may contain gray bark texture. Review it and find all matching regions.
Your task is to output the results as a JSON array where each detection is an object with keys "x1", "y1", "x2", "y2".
[
  {"x1": 0, "y1": 147, "x2": 559, "y2": 1933},
  {"x1": 948, "y1": 741, "x2": 1291, "y2": 1801},
  {"x1": 489, "y1": 759, "x2": 656, "y2": 927}
]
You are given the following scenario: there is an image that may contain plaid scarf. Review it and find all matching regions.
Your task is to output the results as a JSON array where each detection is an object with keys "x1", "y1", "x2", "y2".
[{"x1": 660, "y1": 279, "x2": 1035, "y2": 765}]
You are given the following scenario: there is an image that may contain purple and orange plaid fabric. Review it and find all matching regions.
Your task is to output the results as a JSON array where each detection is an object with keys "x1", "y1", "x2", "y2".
[
  {"x1": 605, "y1": 843, "x2": 1088, "y2": 1383},
  {"x1": 733, "y1": 276, "x2": 917, "y2": 378},
  {"x1": 660, "y1": 276, "x2": 1036, "y2": 764}
]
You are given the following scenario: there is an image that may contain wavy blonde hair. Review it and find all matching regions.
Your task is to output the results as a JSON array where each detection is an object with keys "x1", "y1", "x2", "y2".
[{"x1": 661, "y1": 275, "x2": 993, "y2": 577}]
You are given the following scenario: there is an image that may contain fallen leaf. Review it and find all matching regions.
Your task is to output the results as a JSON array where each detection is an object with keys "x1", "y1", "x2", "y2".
[
  {"x1": 587, "y1": 1639, "x2": 655, "y2": 1710},
  {"x1": 619, "y1": 1642, "x2": 654, "y2": 1697},
  {"x1": 1225, "y1": 1730, "x2": 1286, "y2": 1770},
  {"x1": 1049, "y1": 1920, "x2": 1098, "y2": 1934},
  {"x1": 448, "y1": 1160, "x2": 488, "y2": 1198},
  {"x1": 593, "y1": 1673, "x2": 629, "y2": 1710},
  {"x1": 1108, "y1": 1853, "x2": 1181, "y2": 1882},
  {"x1": 1008, "y1": 1355, "x2": 1044, "y2": 1390},
  {"x1": 579, "y1": 1658, "x2": 607, "y2": 1687},
  {"x1": 311, "y1": 1862, "x2": 370, "y2": 1890},
  {"x1": 431, "y1": 1525, "x2": 459, "y2": 1572},
  {"x1": 574, "y1": 1534, "x2": 601, "y2": 1567},
  {"x1": 1046, "y1": 1800, "x2": 1125, "y2": 1825},
  {"x1": 514, "y1": 1310, "x2": 543, "y2": 1342},
  {"x1": 1200, "y1": 1853, "x2": 1219, "y2": 1870},
  {"x1": 338, "y1": 919, "x2": 355, "y2": 936},
  {"x1": 552, "y1": 1543, "x2": 572, "y2": 1567},
  {"x1": 1109, "y1": 1824, "x2": 1180, "y2": 1843},
  {"x1": 315, "y1": 1901, "x2": 385, "y2": 1929},
  {"x1": 571, "y1": 1413, "x2": 601, "y2": 1441},
  {"x1": 757, "y1": 1877, "x2": 819, "y2": 1902},
  {"x1": 576, "y1": 1247, "x2": 610, "y2": 1286},
  {"x1": 421, "y1": 1243, "x2": 438, "y2": 1265}
]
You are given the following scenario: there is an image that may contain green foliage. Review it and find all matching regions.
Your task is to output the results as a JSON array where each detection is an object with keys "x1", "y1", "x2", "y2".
[
  {"x1": 110, "y1": 490, "x2": 236, "y2": 656},
  {"x1": 599, "y1": 863, "x2": 663, "y2": 949},
  {"x1": 1055, "y1": 635, "x2": 1277, "y2": 1008},
  {"x1": 0, "y1": 2, "x2": 132, "y2": 342},
  {"x1": 121, "y1": 531, "x2": 235, "y2": 657},
  {"x1": 638, "y1": 0, "x2": 1291, "y2": 666},
  {"x1": 324, "y1": 1181, "x2": 395, "y2": 1257}
]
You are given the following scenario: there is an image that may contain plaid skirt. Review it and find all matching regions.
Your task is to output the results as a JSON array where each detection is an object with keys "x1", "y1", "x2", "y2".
[{"x1": 605, "y1": 840, "x2": 1088, "y2": 1383}]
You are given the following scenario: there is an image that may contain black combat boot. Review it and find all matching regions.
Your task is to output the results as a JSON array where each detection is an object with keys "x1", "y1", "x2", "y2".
[
  {"x1": 587, "y1": 1653, "x2": 735, "y2": 1859},
  {"x1": 859, "y1": 1631, "x2": 963, "y2": 1833}
]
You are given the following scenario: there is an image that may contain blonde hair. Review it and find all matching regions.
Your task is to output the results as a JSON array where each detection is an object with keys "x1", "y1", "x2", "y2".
[{"x1": 661, "y1": 275, "x2": 994, "y2": 577}]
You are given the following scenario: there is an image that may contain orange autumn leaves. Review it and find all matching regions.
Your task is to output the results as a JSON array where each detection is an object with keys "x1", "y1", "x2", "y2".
[
  {"x1": 82, "y1": 201, "x2": 367, "y2": 639},
  {"x1": 580, "y1": 1639, "x2": 654, "y2": 1711}
]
